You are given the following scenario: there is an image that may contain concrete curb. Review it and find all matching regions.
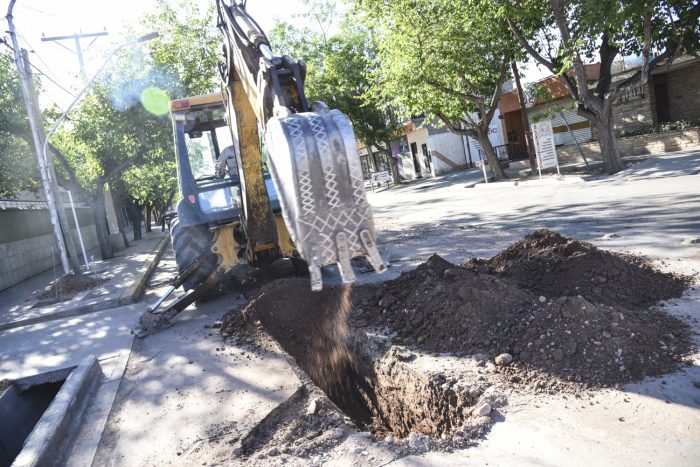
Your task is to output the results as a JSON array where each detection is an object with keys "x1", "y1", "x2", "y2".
[
  {"x1": 12, "y1": 355, "x2": 102, "y2": 467},
  {"x1": 118, "y1": 235, "x2": 169, "y2": 305},
  {"x1": 0, "y1": 236, "x2": 169, "y2": 332},
  {"x1": 473, "y1": 175, "x2": 585, "y2": 189}
]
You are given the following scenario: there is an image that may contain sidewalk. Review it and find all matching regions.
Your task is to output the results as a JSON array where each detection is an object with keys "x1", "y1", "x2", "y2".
[{"x1": 0, "y1": 229, "x2": 168, "y2": 331}]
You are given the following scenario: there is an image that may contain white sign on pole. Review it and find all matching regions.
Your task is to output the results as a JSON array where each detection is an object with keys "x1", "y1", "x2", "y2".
[{"x1": 532, "y1": 120, "x2": 560, "y2": 176}]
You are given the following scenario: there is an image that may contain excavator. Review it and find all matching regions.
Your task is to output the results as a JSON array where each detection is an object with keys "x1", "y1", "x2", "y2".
[{"x1": 137, "y1": 0, "x2": 385, "y2": 335}]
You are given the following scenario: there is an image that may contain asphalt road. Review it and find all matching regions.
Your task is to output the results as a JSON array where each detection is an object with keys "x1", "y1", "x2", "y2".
[{"x1": 95, "y1": 151, "x2": 700, "y2": 466}]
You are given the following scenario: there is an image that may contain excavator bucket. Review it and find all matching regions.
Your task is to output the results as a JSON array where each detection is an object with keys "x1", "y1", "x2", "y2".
[{"x1": 265, "y1": 105, "x2": 386, "y2": 290}]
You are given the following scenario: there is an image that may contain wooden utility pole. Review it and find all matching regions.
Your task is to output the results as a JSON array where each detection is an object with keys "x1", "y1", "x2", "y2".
[
  {"x1": 22, "y1": 49, "x2": 82, "y2": 273},
  {"x1": 6, "y1": 0, "x2": 75, "y2": 275},
  {"x1": 41, "y1": 30, "x2": 108, "y2": 80}
]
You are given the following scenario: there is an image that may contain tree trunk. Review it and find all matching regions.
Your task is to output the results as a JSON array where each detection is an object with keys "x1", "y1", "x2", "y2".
[
  {"x1": 127, "y1": 201, "x2": 143, "y2": 241},
  {"x1": 476, "y1": 131, "x2": 507, "y2": 180},
  {"x1": 382, "y1": 142, "x2": 400, "y2": 184},
  {"x1": 511, "y1": 60, "x2": 537, "y2": 170},
  {"x1": 91, "y1": 184, "x2": 113, "y2": 260},
  {"x1": 592, "y1": 112, "x2": 626, "y2": 174},
  {"x1": 145, "y1": 201, "x2": 152, "y2": 233},
  {"x1": 112, "y1": 193, "x2": 131, "y2": 248}
]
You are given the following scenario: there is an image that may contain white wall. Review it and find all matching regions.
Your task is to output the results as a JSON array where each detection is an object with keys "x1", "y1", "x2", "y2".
[
  {"x1": 466, "y1": 108, "x2": 506, "y2": 160},
  {"x1": 405, "y1": 127, "x2": 430, "y2": 178},
  {"x1": 426, "y1": 131, "x2": 470, "y2": 175}
]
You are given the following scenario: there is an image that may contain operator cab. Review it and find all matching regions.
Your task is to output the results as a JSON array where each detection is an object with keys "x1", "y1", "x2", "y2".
[{"x1": 170, "y1": 92, "x2": 279, "y2": 227}]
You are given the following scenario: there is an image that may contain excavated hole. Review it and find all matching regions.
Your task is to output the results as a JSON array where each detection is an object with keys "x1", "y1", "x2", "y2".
[{"x1": 230, "y1": 278, "x2": 476, "y2": 440}]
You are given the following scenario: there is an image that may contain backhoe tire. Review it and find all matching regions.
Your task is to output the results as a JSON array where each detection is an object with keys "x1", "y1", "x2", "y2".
[{"x1": 170, "y1": 219, "x2": 218, "y2": 291}]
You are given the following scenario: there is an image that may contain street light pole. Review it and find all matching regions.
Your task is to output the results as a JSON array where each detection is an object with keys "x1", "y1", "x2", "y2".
[
  {"x1": 43, "y1": 32, "x2": 160, "y2": 155},
  {"x1": 7, "y1": 0, "x2": 72, "y2": 274}
]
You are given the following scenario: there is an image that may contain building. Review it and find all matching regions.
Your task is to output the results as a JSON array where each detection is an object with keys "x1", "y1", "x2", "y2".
[
  {"x1": 399, "y1": 115, "x2": 506, "y2": 178},
  {"x1": 357, "y1": 55, "x2": 700, "y2": 181},
  {"x1": 499, "y1": 64, "x2": 600, "y2": 151},
  {"x1": 357, "y1": 142, "x2": 395, "y2": 180},
  {"x1": 500, "y1": 56, "x2": 700, "y2": 153}
]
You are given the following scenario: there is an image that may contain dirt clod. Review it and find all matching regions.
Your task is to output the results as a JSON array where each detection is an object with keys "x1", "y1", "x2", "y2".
[
  {"x1": 495, "y1": 354, "x2": 513, "y2": 366},
  {"x1": 473, "y1": 402, "x2": 491, "y2": 417},
  {"x1": 38, "y1": 273, "x2": 102, "y2": 301},
  {"x1": 469, "y1": 229, "x2": 689, "y2": 309}
]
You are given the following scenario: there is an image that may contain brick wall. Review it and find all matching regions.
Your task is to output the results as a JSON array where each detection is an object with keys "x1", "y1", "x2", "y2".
[
  {"x1": 612, "y1": 82, "x2": 654, "y2": 135},
  {"x1": 556, "y1": 126, "x2": 700, "y2": 166},
  {"x1": 666, "y1": 61, "x2": 700, "y2": 122},
  {"x1": 0, "y1": 207, "x2": 99, "y2": 291}
]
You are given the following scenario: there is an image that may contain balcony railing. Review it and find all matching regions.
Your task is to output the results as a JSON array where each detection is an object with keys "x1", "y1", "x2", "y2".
[{"x1": 478, "y1": 142, "x2": 530, "y2": 163}]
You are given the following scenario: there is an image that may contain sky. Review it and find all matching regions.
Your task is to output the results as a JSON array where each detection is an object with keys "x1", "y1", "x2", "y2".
[
  {"x1": 5, "y1": 0, "x2": 549, "y2": 109},
  {"x1": 6, "y1": 0, "x2": 307, "y2": 107}
]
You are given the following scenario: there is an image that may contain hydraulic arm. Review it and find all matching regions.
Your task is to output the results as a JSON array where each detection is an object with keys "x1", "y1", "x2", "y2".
[{"x1": 216, "y1": 0, "x2": 386, "y2": 290}]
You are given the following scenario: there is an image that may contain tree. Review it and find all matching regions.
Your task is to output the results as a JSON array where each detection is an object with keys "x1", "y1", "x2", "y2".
[
  {"x1": 270, "y1": 2, "x2": 404, "y2": 181},
  {"x1": 51, "y1": 0, "x2": 220, "y2": 256},
  {"x1": 51, "y1": 86, "x2": 155, "y2": 258},
  {"x1": 358, "y1": 0, "x2": 520, "y2": 180},
  {"x1": 120, "y1": 0, "x2": 220, "y2": 234},
  {"x1": 506, "y1": 0, "x2": 700, "y2": 173},
  {"x1": 0, "y1": 50, "x2": 40, "y2": 197},
  {"x1": 316, "y1": 24, "x2": 404, "y2": 181}
]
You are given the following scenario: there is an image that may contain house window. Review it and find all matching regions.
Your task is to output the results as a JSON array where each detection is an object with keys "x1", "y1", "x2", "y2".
[{"x1": 620, "y1": 86, "x2": 642, "y2": 102}]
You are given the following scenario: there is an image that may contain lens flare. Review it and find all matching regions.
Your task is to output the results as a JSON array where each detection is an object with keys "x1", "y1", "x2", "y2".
[{"x1": 140, "y1": 87, "x2": 170, "y2": 115}]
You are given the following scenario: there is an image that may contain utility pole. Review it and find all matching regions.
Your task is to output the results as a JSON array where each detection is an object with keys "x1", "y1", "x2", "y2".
[
  {"x1": 41, "y1": 30, "x2": 108, "y2": 80},
  {"x1": 22, "y1": 49, "x2": 82, "y2": 272},
  {"x1": 6, "y1": 0, "x2": 76, "y2": 275}
]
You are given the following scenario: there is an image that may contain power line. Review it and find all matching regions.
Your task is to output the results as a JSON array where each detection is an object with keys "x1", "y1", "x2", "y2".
[
  {"x1": 15, "y1": 4, "x2": 76, "y2": 25},
  {"x1": 1, "y1": 40, "x2": 76, "y2": 97},
  {"x1": 10, "y1": 31, "x2": 73, "y2": 96},
  {"x1": 42, "y1": 30, "x2": 109, "y2": 78},
  {"x1": 16, "y1": 31, "x2": 63, "y2": 83}
]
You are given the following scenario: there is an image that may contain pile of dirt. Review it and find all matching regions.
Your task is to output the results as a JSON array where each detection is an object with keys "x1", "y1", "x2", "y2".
[
  {"x1": 38, "y1": 273, "x2": 102, "y2": 300},
  {"x1": 221, "y1": 230, "x2": 693, "y2": 448},
  {"x1": 355, "y1": 231, "x2": 692, "y2": 389},
  {"x1": 465, "y1": 229, "x2": 689, "y2": 309},
  {"x1": 234, "y1": 386, "x2": 354, "y2": 463}
]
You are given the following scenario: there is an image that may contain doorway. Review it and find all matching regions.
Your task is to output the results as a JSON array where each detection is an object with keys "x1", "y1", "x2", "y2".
[
  {"x1": 421, "y1": 143, "x2": 432, "y2": 174},
  {"x1": 653, "y1": 74, "x2": 670, "y2": 123},
  {"x1": 410, "y1": 142, "x2": 421, "y2": 177}
]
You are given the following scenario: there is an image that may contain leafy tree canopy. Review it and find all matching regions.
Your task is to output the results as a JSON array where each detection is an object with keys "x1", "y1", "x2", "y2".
[
  {"x1": 357, "y1": 0, "x2": 522, "y2": 179},
  {"x1": 504, "y1": 0, "x2": 700, "y2": 173},
  {"x1": 269, "y1": 1, "x2": 402, "y2": 156},
  {"x1": 53, "y1": 0, "x2": 220, "y2": 207},
  {"x1": 0, "y1": 50, "x2": 40, "y2": 197}
]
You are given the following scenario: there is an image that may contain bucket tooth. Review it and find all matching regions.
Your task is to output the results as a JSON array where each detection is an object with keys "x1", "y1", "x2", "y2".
[
  {"x1": 309, "y1": 264, "x2": 323, "y2": 291},
  {"x1": 335, "y1": 232, "x2": 356, "y2": 284},
  {"x1": 265, "y1": 106, "x2": 386, "y2": 291},
  {"x1": 360, "y1": 229, "x2": 387, "y2": 273}
]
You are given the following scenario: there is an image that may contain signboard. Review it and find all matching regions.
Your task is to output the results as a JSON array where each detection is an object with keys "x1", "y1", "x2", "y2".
[
  {"x1": 532, "y1": 120, "x2": 560, "y2": 174},
  {"x1": 369, "y1": 171, "x2": 394, "y2": 192},
  {"x1": 371, "y1": 171, "x2": 394, "y2": 185}
]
